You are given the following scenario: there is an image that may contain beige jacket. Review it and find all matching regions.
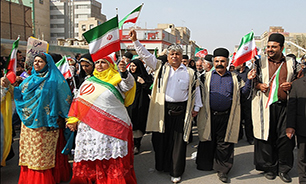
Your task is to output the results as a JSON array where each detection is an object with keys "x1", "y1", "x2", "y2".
[
  {"x1": 252, "y1": 57, "x2": 294, "y2": 140},
  {"x1": 197, "y1": 71, "x2": 243, "y2": 144},
  {"x1": 146, "y1": 61, "x2": 199, "y2": 142}
]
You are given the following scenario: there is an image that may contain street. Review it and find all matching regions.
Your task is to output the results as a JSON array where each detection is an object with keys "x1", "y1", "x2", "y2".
[{"x1": 1, "y1": 127, "x2": 299, "y2": 184}]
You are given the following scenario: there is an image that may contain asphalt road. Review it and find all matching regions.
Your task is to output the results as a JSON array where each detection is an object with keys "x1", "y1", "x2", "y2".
[{"x1": 1, "y1": 127, "x2": 299, "y2": 184}]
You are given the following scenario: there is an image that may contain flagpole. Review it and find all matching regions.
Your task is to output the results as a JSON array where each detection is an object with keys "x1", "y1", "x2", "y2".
[{"x1": 116, "y1": 7, "x2": 123, "y2": 60}]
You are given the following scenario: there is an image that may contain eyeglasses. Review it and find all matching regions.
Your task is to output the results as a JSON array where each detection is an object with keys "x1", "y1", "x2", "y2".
[{"x1": 214, "y1": 60, "x2": 226, "y2": 63}]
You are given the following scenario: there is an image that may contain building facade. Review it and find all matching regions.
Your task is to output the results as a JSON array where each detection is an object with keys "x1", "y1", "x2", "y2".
[
  {"x1": 1, "y1": 0, "x2": 32, "y2": 41},
  {"x1": 50, "y1": 0, "x2": 106, "y2": 45}
]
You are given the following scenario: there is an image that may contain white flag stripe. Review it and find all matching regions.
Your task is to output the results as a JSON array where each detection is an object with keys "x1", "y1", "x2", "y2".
[
  {"x1": 235, "y1": 40, "x2": 255, "y2": 57},
  {"x1": 125, "y1": 12, "x2": 139, "y2": 22},
  {"x1": 10, "y1": 48, "x2": 18, "y2": 73},
  {"x1": 88, "y1": 29, "x2": 119, "y2": 54}
]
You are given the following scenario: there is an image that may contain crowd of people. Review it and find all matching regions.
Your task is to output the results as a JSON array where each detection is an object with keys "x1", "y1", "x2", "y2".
[{"x1": 1, "y1": 30, "x2": 306, "y2": 184}]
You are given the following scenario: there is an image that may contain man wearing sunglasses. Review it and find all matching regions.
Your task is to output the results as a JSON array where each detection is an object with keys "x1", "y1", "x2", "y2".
[{"x1": 196, "y1": 48, "x2": 256, "y2": 183}]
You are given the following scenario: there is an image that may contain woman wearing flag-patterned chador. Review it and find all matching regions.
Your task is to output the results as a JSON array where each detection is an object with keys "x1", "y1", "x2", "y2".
[
  {"x1": 252, "y1": 33, "x2": 303, "y2": 183},
  {"x1": 66, "y1": 54, "x2": 137, "y2": 184},
  {"x1": 1, "y1": 53, "x2": 73, "y2": 184}
]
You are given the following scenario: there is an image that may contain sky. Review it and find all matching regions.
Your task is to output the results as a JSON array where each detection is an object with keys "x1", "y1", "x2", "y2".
[{"x1": 99, "y1": 0, "x2": 306, "y2": 54}]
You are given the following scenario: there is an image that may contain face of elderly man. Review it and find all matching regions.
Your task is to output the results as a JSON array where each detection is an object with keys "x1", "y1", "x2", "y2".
[
  {"x1": 196, "y1": 59, "x2": 204, "y2": 73},
  {"x1": 167, "y1": 50, "x2": 183, "y2": 69},
  {"x1": 167, "y1": 44, "x2": 183, "y2": 70}
]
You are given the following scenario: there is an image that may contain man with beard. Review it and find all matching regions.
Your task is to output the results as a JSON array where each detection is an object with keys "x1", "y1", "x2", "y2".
[
  {"x1": 252, "y1": 33, "x2": 302, "y2": 182},
  {"x1": 196, "y1": 48, "x2": 256, "y2": 183},
  {"x1": 196, "y1": 58, "x2": 205, "y2": 78}
]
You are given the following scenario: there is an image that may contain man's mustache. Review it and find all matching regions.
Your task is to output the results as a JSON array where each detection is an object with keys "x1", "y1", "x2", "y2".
[{"x1": 216, "y1": 65, "x2": 224, "y2": 69}]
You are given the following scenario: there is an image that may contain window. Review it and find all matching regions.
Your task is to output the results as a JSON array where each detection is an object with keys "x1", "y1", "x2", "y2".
[
  {"x1": 39, "y1": 0, "x2": 43, "y2": 4},
  {"x1": 89, "y1": 24, "x2": 94, "y2": 29},
  {"x1": 77, "y1": 5, "x2": 88, "y2": 9},
  {"x1": 82, "y1": 25, "x2": 86, "y2": 31}
]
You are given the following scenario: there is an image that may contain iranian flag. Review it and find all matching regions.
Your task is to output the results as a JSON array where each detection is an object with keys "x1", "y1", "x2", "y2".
[
  {"x1": 55, "y1": 56, "x2": 72, "y2": 79},
  {"x1": 194, "y1": 48, "x2": 208, "y2": 57},
  {"x1": 6, "y1": 36, "x2": 20, "y2": 83},
  {"x1": 232, "y1": 31, "x2": 257, "y2": 67},
  {"x1": 119, "y1": 4, "x2": 143, "y2": 29},
  {"x1": 83, "y1": 16, "x2": 120, "y2": 61},
  {"x1": 266, "y1": 62, "x2": 284, "y2": 108}
]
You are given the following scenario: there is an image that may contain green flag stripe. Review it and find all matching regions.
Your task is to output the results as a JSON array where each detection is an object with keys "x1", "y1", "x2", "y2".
[
  {"x1": 83, "y1": 16, "x2": 118, "y2": 43},
  {"x1": 55, "y1": 56, "x2": 66, "y2": 67},
  {"x1": 272, "y1": 69, "x2": 280, "y2": 102}
]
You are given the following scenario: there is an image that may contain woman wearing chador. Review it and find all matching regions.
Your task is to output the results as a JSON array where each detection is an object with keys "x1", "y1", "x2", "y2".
[
  {"x1": 67, "y1": 54, "x2": 137, "y2": 184},
  {"x1": 127, "y1": 59, "x2": 153, "y2": 154},
  {"x1": 1, "y1": 53, "x2": 72, "y2": 184}
]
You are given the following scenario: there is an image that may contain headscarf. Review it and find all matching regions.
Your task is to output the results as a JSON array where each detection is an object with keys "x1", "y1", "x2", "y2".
[
  {"x1": 92, "y1": 56, "x2": 136, "y2": 107},
  {"x1": 130, "y1": 59, "x2": 153, "y2": 86},
  {"x1": 14, "y1": 53, "x2": 72, "y2": 129}
]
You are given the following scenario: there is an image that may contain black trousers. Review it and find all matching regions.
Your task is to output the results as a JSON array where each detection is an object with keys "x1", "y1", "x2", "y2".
[
  {"x1": 297, "y1": 135, "x2": 306, "y2": 184},
  {"x1": 196, "y1": 112, "x2": 234, "y2": 174},
  {"x1": 152, "y1": 101, "x2": 187, "y2": 177},
  {"x1": 239, "y1": 100, "x2": 254, "y2": 142},
  {"x1": 254, "y1": 102, "x2": 295, "y2": 173}
]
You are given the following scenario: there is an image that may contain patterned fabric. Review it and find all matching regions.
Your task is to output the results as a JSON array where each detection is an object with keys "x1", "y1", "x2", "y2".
[
  {"x1": 0, "y1": 87, "x2": 13, "y2": 166},
  {"x1": 68, "y1": 76, "x2": 132, "y2": 142},
  {"x1": 14, "y1": 53, "x2": 72, "y2": 129},
  {"x1": 74, "y1": 123, "x2": 128, "y2": 162},
  {"x1": 19, "y1": 123, "x2": 59, "y2": 170},
  {"x1": 70, "y1": 129, "x2": 136, "y2": 184}
]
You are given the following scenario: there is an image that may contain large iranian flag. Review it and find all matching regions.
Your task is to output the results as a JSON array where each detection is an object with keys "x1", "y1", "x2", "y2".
[
  {"x1": 55, "y1": 56, "x2": 72, "y2": 79},
  {"x1": 232, "y1": 31, "x2": 257, "y2": 67},
  {"x1": 83, "y1": 16, "x2": 120, "y2": 61},
  {"x1": 266, "y1": 62, "x2": 284, "y2": 108},
  {"x1": 119, "y1": 4, "x2": 143, "y2": 29},
  {"x1": 6, "y1": 36, "x2": 20, "y2": 83}
]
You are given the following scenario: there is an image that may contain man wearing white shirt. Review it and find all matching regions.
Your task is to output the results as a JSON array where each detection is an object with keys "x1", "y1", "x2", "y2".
[{"x1": 129, "y1": 29, "x2": 202, "y2": 183}]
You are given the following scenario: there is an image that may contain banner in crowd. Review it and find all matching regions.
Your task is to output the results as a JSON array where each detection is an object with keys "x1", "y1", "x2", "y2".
[
  {"x1": 194, "y1": 48, "x2": 208, "y2": 58},
  {"x1": 83, "y1": 16, "x2": 120, "y2": 61},
  {"x1": 25, "y1": 37, "x2": 49, "y2": 71}
]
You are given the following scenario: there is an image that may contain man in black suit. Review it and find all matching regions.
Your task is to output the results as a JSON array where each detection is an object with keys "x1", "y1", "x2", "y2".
[{"x1": 286, "y1": 73, "x2": 306, "y2": 184}]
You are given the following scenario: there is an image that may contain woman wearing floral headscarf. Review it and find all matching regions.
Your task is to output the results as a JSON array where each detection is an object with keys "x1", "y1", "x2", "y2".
[
  {"x1": 67, "y1": 54, "x2": 137, "y2": 184},
  {"x1": 1, "y1": 53, "x2": 72, "y2": 184},
  {"x1": 127, "y1": 59, "x2": 153, "y2": 154}
]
